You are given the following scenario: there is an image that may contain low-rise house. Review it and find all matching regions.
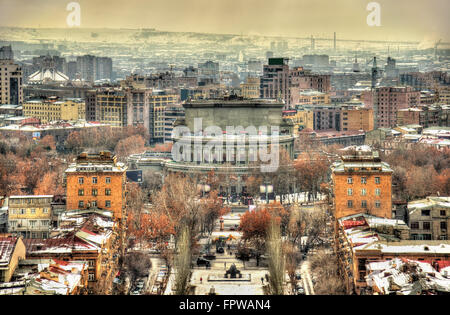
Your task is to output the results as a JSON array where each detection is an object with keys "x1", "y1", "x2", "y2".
[
  {"x1": 0, "y1": 235, "x2": 26, "y2": 282},
  {"x1": 23, "y1": 210, "x2": 120, "y2": 294},
  {"x1": 335, "y1": 213, "x2": 410, "y2": 294},
  {"x1": 336, "y1": 212, "x2": 450, "y2": 294},
  {"x1": 24, "y1": 259, "x2": 88, "y2": 295},
  {"x1": 365, "y1": 258, "x2": 450, "y2": 295},
  {"x1": 407, "y1": 196, "x2": 450, "y2": 241}
]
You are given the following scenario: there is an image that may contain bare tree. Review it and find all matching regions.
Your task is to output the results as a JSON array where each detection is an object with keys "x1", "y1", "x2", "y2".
[
  {"x1": 141, "y1": 170, "x2": 163, "y2": 202},
  {"x1": 284, "y1": 242, "x2": 300, "y2": 293},
  {"x1": 174, "y1": 225, "x2": 192, "y2": 295},
  {"x1": 288, "y1": 205, "x2": 329, "y2": 252},
  {"x1": 266, "y1": 220, "x2": 285, "y2": 295},
  {"x1": 309, "y1": 249, "x2": 346, "y2": 295},
  {"x1": 125, "y1": 252, "x2": 152, "y2": 280}
]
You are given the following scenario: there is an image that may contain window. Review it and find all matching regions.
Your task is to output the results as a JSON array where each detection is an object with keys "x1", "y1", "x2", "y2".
[
  {"x1": 91, "y1": 201, "x2": 97, "y2": 207},
  {"x1": 31, "y1": 208, "x2": 36, "y2": 214},
  {"x1": 105, "y1": 188, "x2": 111, "y2": 196},
  {"x1": 88, "y1": 273, "x2": 95, "y2": 281},
  {"x1": 106, "y1": 177, "x2": 111, "y2": 184},
  {"x1": 43, "y1": 208, "x2": 48, "y2": 214},
  {"x1": 359, "y1": 271, "x2": 366, "y2": 281},
  {"x1": 347, "y1": 188, "x2": 353, "y2": 196},
  {"x1": 105, "y1": 200, "x2": 111, "y2": 208},
  {"x1": 92, "y1": 177, "x2": 97, "y2": 184},
  {"x1": 78, "y1": 200, "x2": 84, "y2": 208},
  {"x1": 441, "y1": 210, "x2": 446, "y2": 216},
  {"x1": 347, "y1": 177, "x2": 353, "y2": 184},
  {"x1": 375, "y1": 200, "x2": 381, "y2": 208},
  {"x1": 78, "y1": 189, "x2": 84, "y2": 196},
  {"x1": 20, "y1": 209, "x2": 26, "y2": 215},
  {"x1": 78, "y1": 177, "x2": 84, "y2": 184},
  {"x1": 92, "y1": 189, "x2": 98, "y2": 196},
  {"x1": 30, "y1": 220, "x2": 37, "y2": 227},
  {"x1": 361, "y1": 189, "x2": 367, "y2": 196},
  {"x1": 421, "y1": 210, "x2": 430, "y2": 216},
  {"x1": 375, "y1": 188, "x2": 381, "y2": 196},
  {"x1": 423, "y1": 222, "x2": 431, "y2": 230},
  {"x1": 41, "y1": 220, "x2": 49, "y2": 226},
  {"x1": 361, "y1": 177, "x2": 367, "y2": 184},
  {"x1": 441, "y1": 221, "x2": 447, "y2": 230},
  {"x1": 375, "y1": 177, "x2": 380, "y2": 184},
  {"x1": 361, "y1": 200, "x2": 367, "y2": 208},
  {"x1": 411, "y1": 222, "x2": 419, "y2": 229},
  {"x1": 347, "y1": 200, "x2": 353, "y2": 208}
]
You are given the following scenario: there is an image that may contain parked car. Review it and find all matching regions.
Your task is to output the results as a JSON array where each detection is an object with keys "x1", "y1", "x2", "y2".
[
  {"x1": 296, "y1": 285, "x2": 305, "y2": 295},
  {"x1": 203, "y1": 253, "x2": 216, "y2": 260},
  {"x1": 136, "y1": 280, "x2": 145, "y2": 289},
  {"x1": 196, "y1": 257, "x2": 211, "y2": 267},
  {"x1": 235, "y1": 252, "x2": 250, "y2": 261}
]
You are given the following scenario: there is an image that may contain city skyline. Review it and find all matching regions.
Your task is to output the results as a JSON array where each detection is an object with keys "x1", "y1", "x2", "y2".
[{"x1": 0, "y1": 0, "x2": 449, "y2": 44}]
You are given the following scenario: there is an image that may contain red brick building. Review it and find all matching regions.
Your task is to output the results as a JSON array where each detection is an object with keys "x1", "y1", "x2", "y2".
[
  {"x1": 331, "y1": 147, "x2": 393, "y2": 220},
  {"x1": 64, "y1": 151, "x2": 127, "y2": 220},
  {"x1": 362, "y1": 87, "x2": 420, "y2": 128}
]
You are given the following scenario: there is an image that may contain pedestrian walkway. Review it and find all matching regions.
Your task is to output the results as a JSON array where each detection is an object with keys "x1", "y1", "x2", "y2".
[{"x1": 300, "y1": 260, "x2": 315, "y2": 295}]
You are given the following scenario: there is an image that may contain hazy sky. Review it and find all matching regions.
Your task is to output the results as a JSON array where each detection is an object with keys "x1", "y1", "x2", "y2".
[{"x1": 0, "y1": 0, "x2": 449, "y2": 42}]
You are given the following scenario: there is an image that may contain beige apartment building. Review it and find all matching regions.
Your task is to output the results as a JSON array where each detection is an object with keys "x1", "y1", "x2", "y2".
[
  {"x1": 23, "y1": 98, "x2": 85, "y2": 123},
  {"x1": 240, "y1": 77, "x2": 260, "y2": 99},
  {"x1": 408, "y1": 196, "x2": 450, "y2": 241},
  {"x1": 7, "y1": 195, "x2": 53, "y2": 239}
]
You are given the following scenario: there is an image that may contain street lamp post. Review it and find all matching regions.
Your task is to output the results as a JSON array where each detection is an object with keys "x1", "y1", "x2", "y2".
[
  {"x1": 260, "y1": 180, "x2": 273, "y2": 204},
  {"x1": 198, "y1": 183, "x2": 211, "y2": 197}
]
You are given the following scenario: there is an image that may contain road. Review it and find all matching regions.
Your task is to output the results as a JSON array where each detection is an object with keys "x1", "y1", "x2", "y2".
[{"x1": 300, "y1": 260, "x2": 315, "y2": 295}]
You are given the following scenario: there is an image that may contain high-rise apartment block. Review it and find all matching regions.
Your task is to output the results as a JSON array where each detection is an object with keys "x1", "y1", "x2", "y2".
[
  {"x1": 76, "y1": 55, "x2": 113, "y2": 83},
  {"x1": 0, "y1": 46, "x2": 14, "y2": 60},
  {"x1": 362, "y1": 86, "x2": 420, "y2": 128},
  {"x1": 77, "y1": 55, "x2": 97, "y2": 83},
  {"x1": 0, "y1": 46, "x2": 23, "y2": 105},
  {"x1": 260, "y1": 58, "x2": 291, "y2": 108},
  {"x1": 86, "y1": 87, "x2": 179, "y2": 142},
  {"x1": 260, "y1": 58, "x2": 330, "y2": 109}
]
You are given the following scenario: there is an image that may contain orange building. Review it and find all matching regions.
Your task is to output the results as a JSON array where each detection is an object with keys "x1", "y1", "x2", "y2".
[
  {"x1": 341, "y1": 105, "x2": 374, "y2": 132},
  {"x1": 64, "y1": 151, "x2": 128, "y2": 220},
  {"x1": 331, "y1": 147, "x2": 393, "y2": 220}
]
